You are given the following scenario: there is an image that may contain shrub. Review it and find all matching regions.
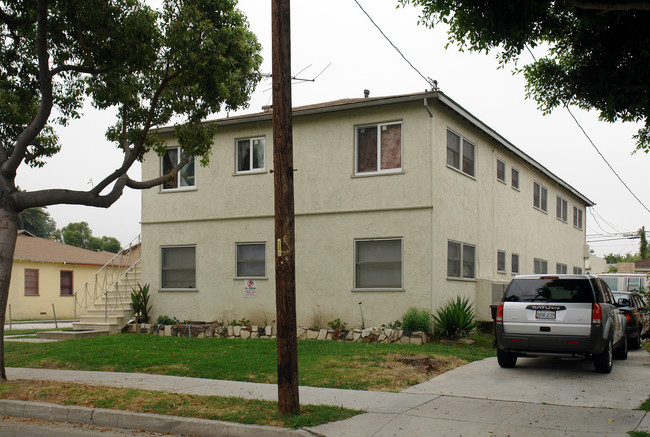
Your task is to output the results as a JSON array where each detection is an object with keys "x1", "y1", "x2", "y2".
[
  {"x1": 327, "y1": 318, "x2": 348, "y2": 331},
  {"x1": 131, "y1": 284, "x2": 152, "y2": 323},
  {"x1": 381, "y1": 320, "x2": 402, "y2": 330},
  {"x1": 432, "y1": 296, "x2": 480, "y2": 339},
  {"x1": 156, "y1": 315, "x2": 179, "y2": 325},
  {"x1": 401, "y1": 307, "x2": 431, "y2": 332}
]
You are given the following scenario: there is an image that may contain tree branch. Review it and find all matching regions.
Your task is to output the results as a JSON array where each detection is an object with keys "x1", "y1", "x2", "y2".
[
  {"x1": 50, "y1": 63, "x2": 118, "y2": 76},
  {"x1": 126, "y1": 156, "x2": 190, "y2": 190},
  {"x1": 569, "y1": 1, "x2": 650, "y2": 11}
]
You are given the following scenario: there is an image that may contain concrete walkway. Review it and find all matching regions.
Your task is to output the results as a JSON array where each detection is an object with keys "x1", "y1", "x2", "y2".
[{"x1": 3, "y1": 349, "x2": 650, "y2": 436}]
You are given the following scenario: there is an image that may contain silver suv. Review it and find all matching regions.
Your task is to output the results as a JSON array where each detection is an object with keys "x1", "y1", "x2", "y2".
[{"x1": 495, "y1": 274, "x2": 627, "y2": 373}]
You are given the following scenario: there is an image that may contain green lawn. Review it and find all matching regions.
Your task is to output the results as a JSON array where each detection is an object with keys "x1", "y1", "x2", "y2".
[{"x1": 5, "y1": 333, "x2": 496, "y2": 391}]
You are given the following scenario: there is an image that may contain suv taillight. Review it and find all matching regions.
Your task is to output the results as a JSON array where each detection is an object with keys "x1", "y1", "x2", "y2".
[
  {"x1": 496, "y1": 302, "x2": 504, "y2": 322},
  {"x1": 592, "y1": 303, "x2": 602, "y2": 325}
]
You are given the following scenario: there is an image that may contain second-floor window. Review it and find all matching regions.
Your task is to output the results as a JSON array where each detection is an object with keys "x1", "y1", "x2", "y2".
[
  {"x1": 162, "y1": 147, "x2": 195, "y2": 190},
  {"x1": 573, "y1": 206, "x2": 583, "y2": 229},
  {"x1": 533, "y1": 182, "x2": 548, "y2": 213},
  {"x1": 511, "y1": 168, "x2": 520, "y2": 190},
  {"x1": 355, "y1": 122, "x2": 402, "y2": 174},
  {"x1": 556, "y1": 196, "x2": 568, "y2": 222},
  {"x1": 446, "y1": 129, "x2": 475, "y2": 177},
  {"x1": 236, "y1": 137, "x2": 265, "y2": 173},
  {"x1": 496, "y1": 159, "x2": 506, "y2": 183}
]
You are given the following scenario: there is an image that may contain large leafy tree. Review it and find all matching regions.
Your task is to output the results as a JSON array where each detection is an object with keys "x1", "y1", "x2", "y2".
[
  {"x1": 399, "y1": 0, "x2": 650, "y2": 151},
  {"x1": 56, "y1": 221, "x2": 122, "y2": 253},
  {"x1": 0, "y1": 0, "x2": 262, "y2": 379}
]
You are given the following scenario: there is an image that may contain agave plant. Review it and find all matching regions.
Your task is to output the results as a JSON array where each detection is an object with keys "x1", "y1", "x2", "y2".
[
  {"x1": 131, "y1": 283, "x2": 152, "y2": 323},
  {"x1": 432, "y1": 296, "x2": 479, "y2": 339}
]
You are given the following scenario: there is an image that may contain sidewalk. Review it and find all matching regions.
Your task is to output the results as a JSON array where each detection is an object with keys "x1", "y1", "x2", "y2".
[{"x1": 3, "y1": 350, "x2": 650, "y2": 436}]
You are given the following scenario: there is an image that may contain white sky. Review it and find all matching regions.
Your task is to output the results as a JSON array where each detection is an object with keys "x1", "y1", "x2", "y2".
[{"x1": 15, "y1": 0, "x2": 650, "y2": 257}]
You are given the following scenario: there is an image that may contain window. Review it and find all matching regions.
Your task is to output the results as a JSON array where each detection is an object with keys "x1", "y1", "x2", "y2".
[
  {"x1": 161, "y1": 246, "x2": 196, "y2": 289},
  {"x1": 236, "y1": 137, "x2": 265, "y2": 173},
  {"x1": 236, "y1": 243, "x2": 266, "y2": 277},
  {"x1": 497, "y1": 250, "x2": 506, "y2": 273},
  {"x1": 533, "y1": 182, "x2": 548, "y2": 212},
  {"x1": 556, "y1": 263, "x2": 568, "y2": 274},
  {"x1": 496, "y1": 159, "x2": 506, "y2": 183},
  {"x1": 446, "y1": 129, "x2": 475, "y2": 177},
  {"x1": 60, "y1": 270, "x2": 73, "y2": 296},
  {"x1": 573, "y1": 206, "x2": 583, "y2": 229},
  {"x1": 447, "y1": 241, "x2": 476, "y2": 279},
  {"x1": 354, "y1": 238, "x2": 403, "y2": 289},
  {"x1": 534, "y1": 258, "x2": 548, "y2": 274},
  {"x1": 355, "y1": 122, "x2": 402, "y2": 174},
  {"x1": 511, "y1": 168, "x2": 519, "y2": 190},
  {"x1": 512, "y1": 253, "x2": 520, "y2": 274},
  {"x1": 556, "y1": 196, "x2": 568, "y2": 222},
  {"x1": 24, "y1": 269, "x2": 39, "y2": 295},
  {"x1": 573, "y1": 266, "x2": 583, "y2": 274},
  {"x1": 162, "y1": 147, "x2": 195, "y2": 190}
]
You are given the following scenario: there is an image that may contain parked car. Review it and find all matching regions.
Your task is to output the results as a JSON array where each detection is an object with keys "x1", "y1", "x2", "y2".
[
  {"x1": 612, "y1": 291, "x2": 649, "y2": 349},
  {"x1": 495, "y1": 274, "x2": 627, "y2": 373}
]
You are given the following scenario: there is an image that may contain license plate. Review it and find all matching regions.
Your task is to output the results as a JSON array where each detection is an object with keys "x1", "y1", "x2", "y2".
[{"x1": 536, "y1": 310, "x2": 556, "y2": 320}]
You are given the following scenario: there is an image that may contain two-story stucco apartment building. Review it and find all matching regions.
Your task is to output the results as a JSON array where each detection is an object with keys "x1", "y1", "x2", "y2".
[{"x1": 141, "y1": 90, "x2": 593, "y2": 327}]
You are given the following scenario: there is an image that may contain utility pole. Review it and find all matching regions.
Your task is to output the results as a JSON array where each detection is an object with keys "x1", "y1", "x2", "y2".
[{"x1": 272, "y1": 0, "x2": 299, "y2": 415}]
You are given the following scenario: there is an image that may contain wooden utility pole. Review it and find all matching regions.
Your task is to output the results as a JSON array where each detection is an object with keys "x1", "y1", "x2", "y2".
[{"x1": 272, "y1": 0, "x2": 299, "y2": 415}]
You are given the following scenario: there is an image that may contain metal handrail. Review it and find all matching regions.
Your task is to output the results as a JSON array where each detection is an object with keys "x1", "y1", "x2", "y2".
[{"x1": 73, "y1": 234, "x2": 142, "y2": 322}]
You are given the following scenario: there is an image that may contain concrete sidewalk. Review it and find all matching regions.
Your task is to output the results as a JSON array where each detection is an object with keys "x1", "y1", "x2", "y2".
[{"x1": 3, "y1": 349, "x2": 650, "y2": 436}]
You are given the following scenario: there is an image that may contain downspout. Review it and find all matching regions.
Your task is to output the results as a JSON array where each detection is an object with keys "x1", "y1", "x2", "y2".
[
  {"x1": 423, "y1": 97, "x2": 434, "y2": 118},
  {"x1": 425, "y1": 97, "x2": 435, "y2": 316}
]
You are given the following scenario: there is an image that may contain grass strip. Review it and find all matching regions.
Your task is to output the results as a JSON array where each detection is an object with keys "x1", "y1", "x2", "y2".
[{"x1": 0, "y1": 380, "x2": 359, "y2": 429}]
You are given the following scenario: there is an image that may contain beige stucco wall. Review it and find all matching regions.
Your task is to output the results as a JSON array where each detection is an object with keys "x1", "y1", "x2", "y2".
[
  {"x1": 8, "y1": 260, "x2": 104, "y2": 320},
  {"x1": 142, "y1": 97, "x2": 589, "y2": 326}
]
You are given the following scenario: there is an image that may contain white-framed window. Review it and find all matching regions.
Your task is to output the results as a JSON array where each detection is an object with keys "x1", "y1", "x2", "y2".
[
  {"x1": 556, "y1": 196, "x2": 568, "y2": 222},
  {"x1": 497, "y1": 250, "x2": 506, "y2": 273},
  {"x1": 556, "y1": 263, "x2": 568, "y2": 274},
  {"x1": 447, "y1": 240, "x2": 476, "y2": 279},
  {"x1": 354, "y1": 238, "x2": 403, "y2": 289},
  {"x1": 534, "y1": 258, "x2": 548, "y2": 274},
  {"x1": 161, "y1": 245, "x2": 196, "y2": 289},
  {"x1": 496, "y1": 159, "x2": 506, "y2": 183},
  {"x1": 573, "y1": 266, "x2": 583, "y2": 274},
  {"x1": 573, "y1": 206, "x2": 583, "y2": 230},
  {"x1": 533, "y1": 182, "x2": 548, "y2": 212},
  {"x1": 512, "y1": 253, "x2": 520, "y2": 274},
  {"x1": 446, "y1": 129, "x2": 475, "y2": 177},
  {"x1": 511, "y1": 168, "x2": 520, "y2": 190},
  {"x1": 161, "y1": 147, "x2": 195, "y2": 190},
  {"x1": 355, "y1": 122, "x2": 402, "y2": 174},
  {"x1": 236, "y1": 137, "x2": 265, "y2": 173},
  {"x1": 236, "y1": 243, "x2": 266, "y2": 277}
]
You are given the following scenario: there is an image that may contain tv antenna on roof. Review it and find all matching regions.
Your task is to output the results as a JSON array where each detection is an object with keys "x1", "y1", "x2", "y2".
[{"x1": 261, "y1": 63, "x2": 331, "y2": 90}]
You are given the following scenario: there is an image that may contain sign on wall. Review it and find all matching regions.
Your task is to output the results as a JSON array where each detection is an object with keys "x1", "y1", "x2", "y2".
[{"x1": 244, "y1": 280, "x2": 257, "y2": 298}]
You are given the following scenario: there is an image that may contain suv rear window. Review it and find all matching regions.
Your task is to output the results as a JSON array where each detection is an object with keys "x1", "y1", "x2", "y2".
[{"x1": 504, "y1": 278, "x2": 594, "y2": 303}]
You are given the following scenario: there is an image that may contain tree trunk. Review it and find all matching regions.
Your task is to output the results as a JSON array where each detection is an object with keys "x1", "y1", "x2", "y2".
[{"x1": 0, "y1": 203, "x2": 19, "y2": 381}]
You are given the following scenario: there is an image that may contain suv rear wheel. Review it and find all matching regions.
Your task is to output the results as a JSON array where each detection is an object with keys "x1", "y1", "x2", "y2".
[
  {"x1": 613, "y1": 333, "x2": 628, "y2": 360},
  {"x1": 497, "y1": 348, "x2": 517, "y2": 368},
  {"x1": 630, "y1": 330, "x2": 641, "y2": 350},
  {"x1": 594, "y1": 338, "x2": 613, "y2": 373}
]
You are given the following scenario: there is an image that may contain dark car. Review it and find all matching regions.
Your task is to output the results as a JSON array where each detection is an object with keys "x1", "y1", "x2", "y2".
[
  {"x1": 613, "y1": 291, "x2": 649, "y2": 349},
  {"x1": 495, "y1": 274, "x2": 627, "y2": 373}
]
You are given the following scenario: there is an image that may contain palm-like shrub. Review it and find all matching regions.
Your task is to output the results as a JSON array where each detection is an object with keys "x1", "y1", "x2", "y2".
[
  {"x1": 401, "y1": 307, "x2": 431, "y2": 332},
  {"x1": 131, "y1": 283, "x2": 152, "y2": 323},
  {"x1": 432, "y1": 296, "x2": 479, "y2": 339}
]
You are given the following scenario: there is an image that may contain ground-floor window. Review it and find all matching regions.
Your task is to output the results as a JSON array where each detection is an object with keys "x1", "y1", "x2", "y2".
[
  {"x1": 534, "y1": 258, "x2": 548, "y2": 274},
  {"x1": 511, "y1": 253, "x2": 520, "y2": 274},
  {"x1": 236, "y1": 243, "x2": 266, "y2": 277},
  {"x1": 447, "y1": 241, "x2": 476, "y2": 279},
  {"x1": 354, "y1": 238, "x2": 403, "y2": 289},
  {"x1": 556, "y1": 263, "x2": 568, "y2": 274},
  {"x1": 60, "y1": 270, "x2": 73, "y2": 295},
  {"x1": 25, "y1": 268, "x2": 39, "y2": 295},
  {"x1": 573, "y1": 266, "x2": 583, "y2": 274},
  {"x1": 497, "y1": 250, "x2": 506, "y2": 273},
  {"x1": 161, "y1": 245, "x2": 196, "y2": 289}
]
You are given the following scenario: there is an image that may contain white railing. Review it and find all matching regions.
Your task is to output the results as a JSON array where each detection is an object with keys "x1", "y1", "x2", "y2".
[{"x1": 74, "y1": 234, "x2": 142, "y2": 322}]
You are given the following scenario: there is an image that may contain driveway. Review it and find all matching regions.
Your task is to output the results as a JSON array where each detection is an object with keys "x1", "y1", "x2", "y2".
[{"x1": 308, "y1": 349, "x2": 650, "y2": 436}]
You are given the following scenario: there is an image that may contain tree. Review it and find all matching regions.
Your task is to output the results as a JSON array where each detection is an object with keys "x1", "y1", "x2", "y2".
[
  {"x1": 0, "y1": 0, "x2": 262, "y2": 379},
  {"x1": 639, "y1": 226, "x2": 648, "y2": 259},
  {"x1": 399, "y1": 0, "x2": 650, "y2": 151},
  {"x1": 57, "y1": 221, "x2": 121, "y2": 253},
  {"x1": 16, "y1": 206, "x2": 56, "y2": 238}
]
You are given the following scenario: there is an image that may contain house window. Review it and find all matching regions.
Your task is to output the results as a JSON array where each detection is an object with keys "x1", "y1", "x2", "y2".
[
  {"x1": 556, "y1": 263, "x2": 568, "y2": 274},
  {"x1": 25, "y1": 268, "x2": 39, "y2": 295},
  {"x1": 161, "y1": 246, "x2": 196, "y2": 289},
  {"x1": 60, "y1": 270, "x2": 73, "y2": 296},
  {"x1": 446, "y1": 129, "x2": 475, "y2": 177},
  {"x1": 354, "y1": 238, "x2": 403, "y2": 289},
  {"x1": 556, "y1": 196, "x2": 568, "y2": 222},
  {"x1": 573, "y1": 266, "x2": 583, "y2": 274},
  {"x1": 447, "y1": 241, "x2": 476, "y2": 279},
  {"x1": 162, "y1": 147, "x2": 195, "y2": 190},
  {"x1": 496, "y1": 159, "x2": 506, "y2": 183},
  {"x1": 512, "y1": 253, "x2": 520, "y2": 274},
  {"x1": 573, "y1": 206, "x2": 583, "y2": 229},
  {"x1": 236, "y1": 137, "x2": 265, "y2": 173},
  {"x1": 533, "y1": 182, "x2": 548, "y2": 212},
  {"x1": 355, "y1": 122, "x2": 402, "y2": 174},
  {"x1": 534, "y1": 258, "x2": 548, "y2": 274},
  {"x1": 511, "y1": 168, "x2": 519, "y2": 190},
  {"x1": 497, "y1": 250, "x2": 506, "y2": 273},
  {"x1": 236, "y1": 243, "x2": 266, "y2": 277}
]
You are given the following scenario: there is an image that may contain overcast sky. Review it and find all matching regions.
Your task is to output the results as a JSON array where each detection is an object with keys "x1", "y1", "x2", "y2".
[{"x1": 16, "y1": 0, "x2": 650, "y2": 257}]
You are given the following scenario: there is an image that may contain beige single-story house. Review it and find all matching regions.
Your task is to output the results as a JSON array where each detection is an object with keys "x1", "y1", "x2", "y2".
[
  {"x1": 8, "y1": 231, "x2": 117, "y2": 320},
  {"x1": 141, "y1": 90, "x2": 594, "y2": 328}
]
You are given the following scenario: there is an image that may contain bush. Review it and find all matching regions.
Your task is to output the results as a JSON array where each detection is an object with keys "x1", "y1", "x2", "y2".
[
  {"x1": 327, "y1": 318, "x2": 348, "y2": 331},
  {"x1": 131, "y1": 284, "x2": 152, "y2": 323},
  {"x1": 432, "y1": 296, "x2": 480, "y2": 339},
  {"x1": 156, "y1": 315, "x2": 179, "y2": 325},
  {"x1": 401, "y1": 307, "x2": 431, "y2": 332}
]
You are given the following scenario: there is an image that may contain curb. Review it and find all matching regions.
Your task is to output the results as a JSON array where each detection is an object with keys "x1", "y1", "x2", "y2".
[{"x1": 0, "y1": 399, "x2": 312, "y2": 437}]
